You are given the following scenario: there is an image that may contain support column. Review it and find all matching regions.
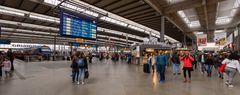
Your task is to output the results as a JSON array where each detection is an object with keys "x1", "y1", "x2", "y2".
[
  {"x1": 183, "y1": 34, "x2": 186, "y2": 48},
  {"x1": 53, "y1": 36, "x2": 56, "y2": 61},
  {"x1": 160, "y1": 16, "x2": 165, "y2": 42},
  {"x1": 126, "y1": 34, "x2": 128, "y2": 48},
  {"x1": 207, "y1": 31, "x2": 214, "y2": 42},
  {"x1": 237, "y1": 24, "x2": 240, "y2": 50},
  {"x1": 149, "y1": 32, "x2": 152, "y2": 43}
]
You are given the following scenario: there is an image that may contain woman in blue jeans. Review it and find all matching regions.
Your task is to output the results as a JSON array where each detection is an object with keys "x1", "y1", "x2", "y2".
[
  {"x1": 171, "y1": 52, "x2": 181, "y2": 75},
  {"x1": 204, "y1": 54, "x2": 214, "y2": 77},
  {"x1": 156, "y1": 51, "x2": 167, "y2": 83},
  {"x1": 77, "y1": 52, "x2": 88, "y2": 85}
]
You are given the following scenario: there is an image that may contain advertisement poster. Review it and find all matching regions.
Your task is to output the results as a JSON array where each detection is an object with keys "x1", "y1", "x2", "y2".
[
  {"x1": 197, "y1": 34, "x2": 207, "y2": 46},
  {"x1": 214, "y1": 32, "x2": 226, "y2": 46}
]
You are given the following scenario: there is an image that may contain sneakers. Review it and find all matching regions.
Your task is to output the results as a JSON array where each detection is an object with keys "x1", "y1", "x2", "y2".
[
  {"x1": 225, "y1": 82, "x2": 229, "y2": 86},
  {"x1": 183, "y1": 79, "x2": 187, "y2": 83},
  {"x1": 188, "y1": 79, "x2": 191, "y2": 83},
  {"x1": 81, "y1": 81, "x2": 85, "y2": 85},
  {"x1": 228, "y1": 84, "x2": 234, "y2": 88},
  {"x1": 76, "y1": 81, "x2": 85, "y2": 85}
]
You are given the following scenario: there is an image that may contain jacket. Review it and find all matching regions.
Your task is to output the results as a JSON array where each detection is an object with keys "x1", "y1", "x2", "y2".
[
  {"x1": 180, "y1": 56, "x2": 194, "y2": 67},
  {"x1": 156, "y1": 55, "x2": 167, "y2": 65},
  {"x1": 226, "y1": 60, "x2": 240, "y2": 73},
  {"x1": 171, "y1": 54, "x2": 180, "y2": 64},
  {"x1": 2, "y1": 60, "x2": 11, "y2": 71},
  {"x1": 71, "y1": 59, "x2": 79, "y2": 71},
  {"x1": 78, "y1": 57, "x2": 88, "y2": 69},
  {"x1": 205, "y1": 59, "x2": 214, "y2": 65}
]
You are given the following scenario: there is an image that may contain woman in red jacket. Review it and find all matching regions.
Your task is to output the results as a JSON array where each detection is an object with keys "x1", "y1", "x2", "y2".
[{"x1": 180, "y1": 52, "x2": 194, "y2": 83}]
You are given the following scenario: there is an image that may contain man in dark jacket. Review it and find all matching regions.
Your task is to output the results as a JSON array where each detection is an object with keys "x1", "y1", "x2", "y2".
[{"x1": 172, "y1": 52, "x2": 181, "y2": 75}]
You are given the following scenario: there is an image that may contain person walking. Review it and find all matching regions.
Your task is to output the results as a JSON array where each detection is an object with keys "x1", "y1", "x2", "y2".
[
  {"x1": 156, "y1": 51, "x2": 168, "y2": 83},
  {"x1": 204, "y1": 54, "x2": 214, "y2": 77},
  {"x1": 0, "y1": 52, "x2": 4, "y2": 79},
  {"x1": 180, "y1": 52, "x2": 194, "y2": 83},
  {"x1": 224, "y1": 53, "x2": 240, "y2": 87},
  {"x1": 198, "y1": 52, "x2": 206, "y2": 74},
  {"x1": 2, "y1": 57, "x2": 11, "y2": 78},
  {"x1": 7, "y1": 49, "x2": 14, "y2": 71},
  {"x1": 77, "y1": 52, "x2": 88, "y2": 85},
  {"x1": 215, "y1": 54, "x2": 224, "y2": 79},
  {"x1": 147, "y1": 54, "x2": 152, "y2": 73},
  {"x1": 171, "y1": 52, "x2": 181, "y2": 75},
  {"x1": 71, "y1": 53, "x2": 80, "y2": 83}
]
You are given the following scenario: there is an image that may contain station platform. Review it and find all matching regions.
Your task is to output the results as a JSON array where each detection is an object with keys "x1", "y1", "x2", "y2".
[{"x1": 0, "y1": 59, "x2": 240, "y2": 95}]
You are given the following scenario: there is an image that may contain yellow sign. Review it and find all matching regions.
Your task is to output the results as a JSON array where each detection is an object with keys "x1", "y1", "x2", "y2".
[{"x1": 76, "y1": 38, "x2": 85, "y2": 43}]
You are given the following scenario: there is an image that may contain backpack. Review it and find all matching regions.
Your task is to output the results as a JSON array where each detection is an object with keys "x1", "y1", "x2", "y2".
[
  {"x1": 77, "y1": 58, "x2": 85, "y2": 67},
  {"x1": 71, "y1": 61, "x2": 78, "y2": 69}
]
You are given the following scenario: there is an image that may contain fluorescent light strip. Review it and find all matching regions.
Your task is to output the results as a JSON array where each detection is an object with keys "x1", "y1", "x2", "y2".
[
  {"x1": 0, "y1": 6, "x2": 25, "y2": 16},
  {"x1": 128, "y1": 25, "x2": 145, "y2": 32},
  {"x1": 97, "y1": 34, "x2": 135, "y2": 43},
  {"x1": 1, "y1": 27, "x2": 55, "y2": 35},
  {"x1": 97, "y1": 27, "x2": 144, "y2": 40},
  {"x1": 100, "y1": 16, "x2": 128, "y2": 27},
  {"x1": 29, "y1": 14, "x2": 59, "y2": 23}
]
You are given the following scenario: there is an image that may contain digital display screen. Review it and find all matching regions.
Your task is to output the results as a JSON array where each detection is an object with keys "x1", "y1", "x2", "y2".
[
  {"x1": 60, "y1": 9, "x2": 97, "y2": 40},
  {"x1": 0, "y1": 39, "x2": 11, "y2": 44}
]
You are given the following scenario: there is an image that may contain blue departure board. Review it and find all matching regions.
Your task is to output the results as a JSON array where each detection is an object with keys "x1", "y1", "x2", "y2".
[
  {"x1": 0, "y1": 39, "x2": 11, "y2": 44},
  {"x1": 60, "y1": 9, "x2": 97, "y2": 40}
]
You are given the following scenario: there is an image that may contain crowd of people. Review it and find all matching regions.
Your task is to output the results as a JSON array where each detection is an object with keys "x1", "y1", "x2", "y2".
[
  {"x1": 146, "y1": 50, "x2": 240, "y2": 87},
  {"x1": 0, "y1": 49, "x2": 15, "y2": 79}
]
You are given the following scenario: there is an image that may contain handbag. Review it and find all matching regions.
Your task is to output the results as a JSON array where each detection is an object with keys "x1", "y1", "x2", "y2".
[
  {"x1": 84, "y1": 70, "x2": 89, "y2": 79},
  {"x1": 219, "y1": 64, "x2": 226, "y2": 72}
]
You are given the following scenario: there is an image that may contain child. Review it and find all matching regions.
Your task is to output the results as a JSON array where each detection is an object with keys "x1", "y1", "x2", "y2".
[{"x1": 2, "y1": 58, "x2": 11, "y2": 78}]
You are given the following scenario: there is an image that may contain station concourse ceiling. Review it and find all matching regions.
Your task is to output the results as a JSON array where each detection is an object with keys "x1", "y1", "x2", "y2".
[{"x1": 5, "y1": 0, "x2": 233, "y2": 46}]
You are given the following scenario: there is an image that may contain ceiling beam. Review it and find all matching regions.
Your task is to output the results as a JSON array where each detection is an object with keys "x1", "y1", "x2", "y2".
[
  {"x1": 0, "y1": 0, "x2": 5, "y2": 5},
  {"x1": 109, "y1": 0, "x2": 139, "y2": 12},
  {"x1": 17, "y1": 0, "x2": 24, "y2": 8},
  {"x1": 129, "y1": 13, "x2": 157, "y2": 21},
  {"x1": 162, "y1": 0, "x2": 225, "y2": 15},
  {"x1": 101, "y1": 0, "x2": 122, "y2": 9},
  {"x1": 206, "y1": 1, "x2": 217, "y2": 29},
  {"x1": 124, "y1": 9, "x2": 155, "y2": 18},
  {"x1": 92, "y1": 0, "x2": 103, "y2": 5},
  {"x1": 196, "y1": 7, "x2": 206, "y2": 30},
  {"x1": 115, "y1": 4, "x2": 148, "y2": 14},
  {"x1": 133, "y1": 15, "x2": 160, "y2": 22},
  {"x1": 144, "y1": 0, "x2": 195, "y2": 39},
  {"x1": 135, "y1": 17, "x2": 161, "y2": 23}
]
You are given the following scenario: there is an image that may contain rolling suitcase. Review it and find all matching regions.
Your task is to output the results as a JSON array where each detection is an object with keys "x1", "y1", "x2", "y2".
[{"x1": 143, "y1": 64, "x2": 150, "y2": 73}]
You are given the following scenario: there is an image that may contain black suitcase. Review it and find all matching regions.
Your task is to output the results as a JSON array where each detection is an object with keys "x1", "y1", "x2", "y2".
[{"x1": 143, "y1": 64, "x2": 150, "y2": 73}]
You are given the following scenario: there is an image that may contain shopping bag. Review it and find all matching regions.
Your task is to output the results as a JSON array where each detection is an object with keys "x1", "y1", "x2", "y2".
[
  {"x1": 84, "y1": 71, "x2": 89, "y2": 79},
  {"x1": 219, "y1": 64, "x2": 226, "y2": 72}
]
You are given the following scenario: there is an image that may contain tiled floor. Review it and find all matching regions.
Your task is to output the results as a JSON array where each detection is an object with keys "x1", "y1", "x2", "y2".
[{"x1": 0, "y1": 58, "x2": 240, "y2": 95}]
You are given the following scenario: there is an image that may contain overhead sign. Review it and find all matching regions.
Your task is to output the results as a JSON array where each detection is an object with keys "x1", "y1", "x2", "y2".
[
  {"x1": 0, "y1": 39, "x2": 11, "y2": 44},
  {"x1": 214, "y1": 32, "x2": 226, "y2": 46},
  {"x1": 60, "y1": 9, "x2": 97, "y2": 40},
  {"x1": 197, "y1": 34, "x2": 207, "y2": 46},
  {"x1": 76, "y1": 38, "x2": 85, "y2": 43}
]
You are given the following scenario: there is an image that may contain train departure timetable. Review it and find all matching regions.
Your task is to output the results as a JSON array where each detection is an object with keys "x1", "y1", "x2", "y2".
[{"x1": 60, "y1": 9, "x2": 97, "y2": 40}]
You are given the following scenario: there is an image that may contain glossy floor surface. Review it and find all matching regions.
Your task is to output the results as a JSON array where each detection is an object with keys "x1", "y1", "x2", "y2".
[{"x1": 0, "y1": 58, "x2": 240, "y2": 95}]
